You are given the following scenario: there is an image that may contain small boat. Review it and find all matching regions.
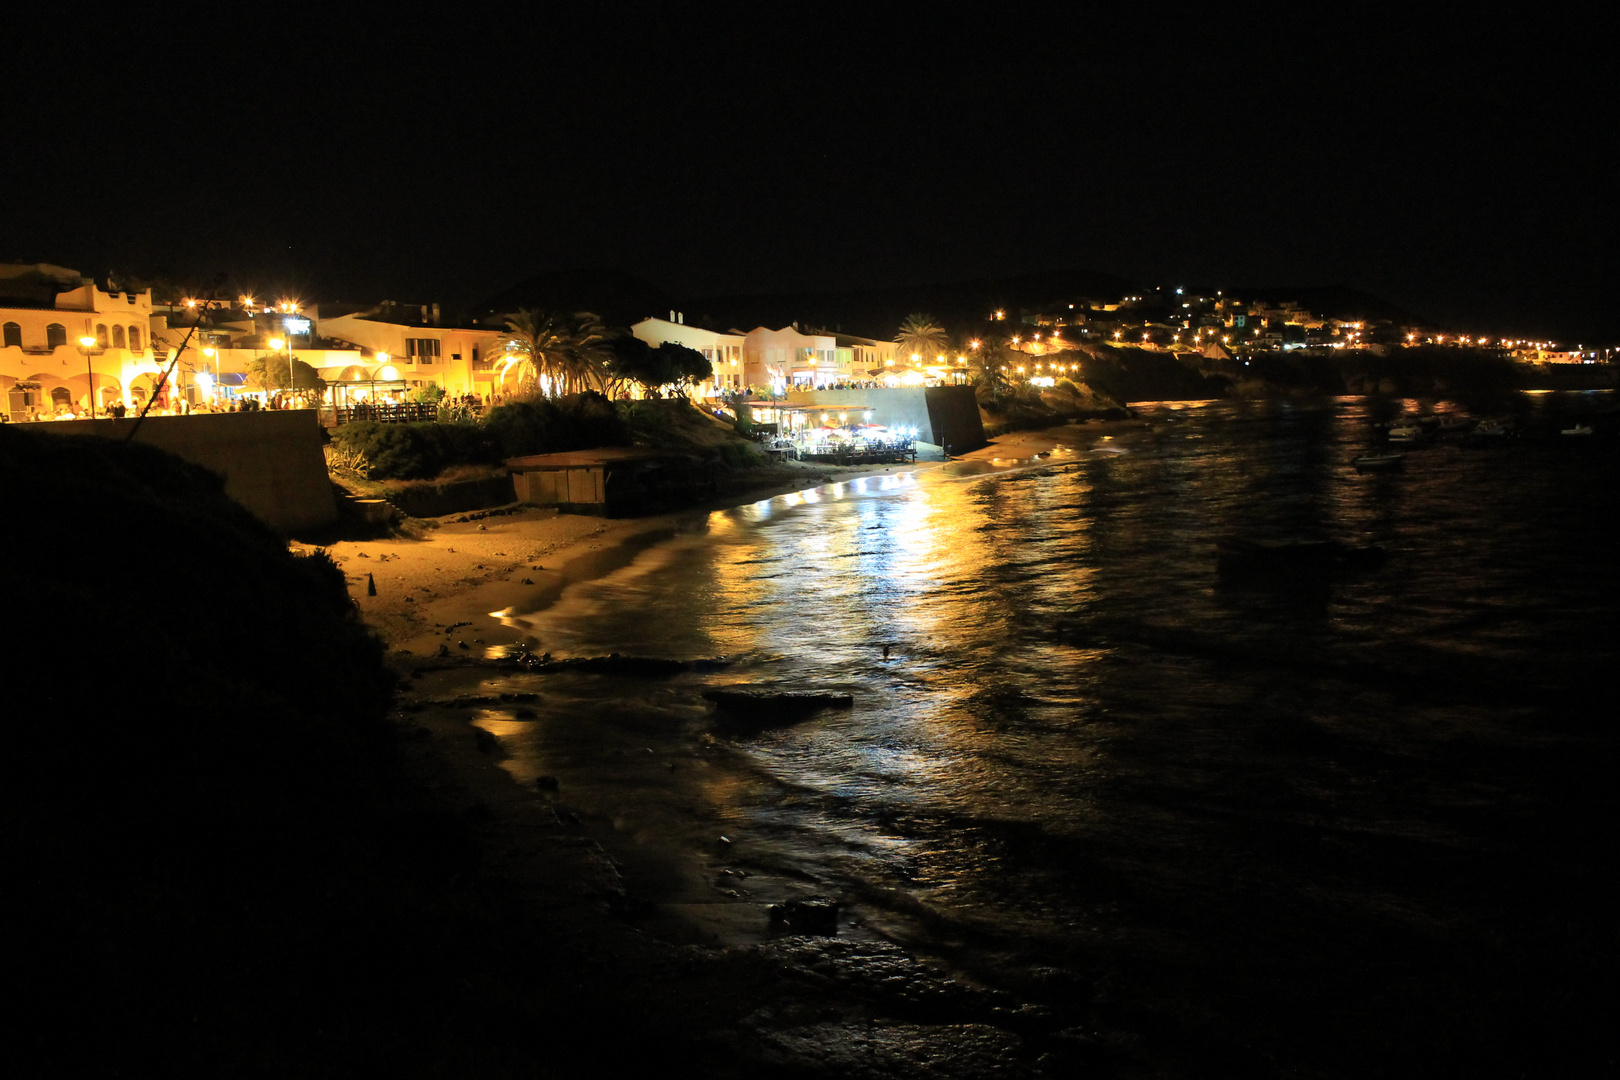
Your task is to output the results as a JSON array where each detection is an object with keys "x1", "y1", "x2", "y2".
[
  {"x1": 1561, "y1": 423, "x2": 1593, "y2": 436},
  {"x1": 1386, "y1": 424, "x2": 1424, "y2": 442},
  {"x1": 1472, "y1": 419, "x2": 1511, "y2": 438},
  {"x1": 1352, "y1": 451, "x2": 1406, "y2": 472}
]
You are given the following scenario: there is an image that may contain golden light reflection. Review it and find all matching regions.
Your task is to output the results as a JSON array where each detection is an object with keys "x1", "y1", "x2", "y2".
[{"x1": 473, "y1": 715, "x2": 534, "y2": 739}]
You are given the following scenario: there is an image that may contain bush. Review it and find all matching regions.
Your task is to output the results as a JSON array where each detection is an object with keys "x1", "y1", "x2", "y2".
[
  {"x1": 618, "y1": 398, "x2": 692, "y2": 446},
  {"x1": 484, "y1": 391, "x2": 631, "y2": 459},
  {"x1": 328, "y1": 393, "x2": 635, "y2": 480},
  {"x1": 328, "y1": 420, "x2": 495, "y2": 480},
  {"x1": 713, "y1": 440, "x2": 764, "y2": 467},
  {"x1": 731, "y1": 401, "x2": 755, "y2": 438}
]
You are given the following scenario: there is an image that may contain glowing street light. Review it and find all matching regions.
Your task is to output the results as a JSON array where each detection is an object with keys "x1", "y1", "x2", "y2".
[
  {"x1": 78, "y1": 335, "x2": 98, "y2": 418},
  {"x1": 202, "y1": 347, "x2": 218, "y2": 403}
]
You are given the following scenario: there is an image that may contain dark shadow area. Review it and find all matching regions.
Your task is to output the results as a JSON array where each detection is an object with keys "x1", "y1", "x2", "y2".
[{"x1": 0, "y1": 425, "x2": 759, "y2": 1078}]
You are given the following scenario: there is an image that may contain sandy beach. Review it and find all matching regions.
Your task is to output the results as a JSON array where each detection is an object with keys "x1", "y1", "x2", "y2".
[
  {"x1": 310, "y1": 421, "x2": 1136, "y2": 653},
  {"x1": 310, "y1": 459, "x2": 954, "y2": 653}
]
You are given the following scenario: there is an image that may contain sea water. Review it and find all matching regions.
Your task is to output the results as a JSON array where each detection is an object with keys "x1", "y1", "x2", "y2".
[{"x1": 469, "y1": 395, "x2": 1617, "y2": 1076}]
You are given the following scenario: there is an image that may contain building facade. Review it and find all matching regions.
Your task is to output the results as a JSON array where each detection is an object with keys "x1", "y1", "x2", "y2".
[
  {"x1": 630, "y1": 315, "x2": 747, "y2": 396},
  {"x1": 2, "y1": 264, "x2": 163, "y2": 418},
  {"x1": 318, "y1": 306, "x2": 505, "y2": 399}
]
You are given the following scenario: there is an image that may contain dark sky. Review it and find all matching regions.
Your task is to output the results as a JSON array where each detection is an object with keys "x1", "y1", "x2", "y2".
[{"x1": 7, "y1": 11, "x2": 1614, "y2": 343}]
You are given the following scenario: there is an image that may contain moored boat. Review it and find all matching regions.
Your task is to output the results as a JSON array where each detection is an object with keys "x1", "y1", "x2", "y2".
[{"x1": 1352, "y1": 451, "x2": 1406, "y2": 471}]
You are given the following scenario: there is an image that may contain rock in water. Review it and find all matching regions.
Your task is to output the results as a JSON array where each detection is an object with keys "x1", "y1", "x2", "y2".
[
  {"x1": 702, "y1": 689, "x2": 854, "y2": 729},
  {"x1": 768, "y1": 896, "x2": 841, "y2": 936}
]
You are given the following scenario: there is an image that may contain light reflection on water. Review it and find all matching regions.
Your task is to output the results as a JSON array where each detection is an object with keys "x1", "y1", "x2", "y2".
[{"x1": 478, "y1": 397, "x2": 1617, "y2": 1073}]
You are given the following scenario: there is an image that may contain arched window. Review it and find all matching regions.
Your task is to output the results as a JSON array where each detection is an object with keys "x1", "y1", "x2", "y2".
[
  {"x1": 112, "y1": 326, "x2": 126, "y2": 349},
  {"x1": 46, "y1": 324, "x2": 67, "y2": 348},
  {"x1": 96, "y1": 324, "x2": 109, "y2": 348},
  {"x1": 3, "y1": 322, "x2": 20, "y2": 348},
  {"x1": 128, "y1": 326, "x2": 142, "y2": 351}
]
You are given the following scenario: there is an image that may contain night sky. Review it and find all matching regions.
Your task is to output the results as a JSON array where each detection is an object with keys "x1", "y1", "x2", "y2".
[{"x1": 8, "y1": 12, "x2": 1614, "y2": 342}]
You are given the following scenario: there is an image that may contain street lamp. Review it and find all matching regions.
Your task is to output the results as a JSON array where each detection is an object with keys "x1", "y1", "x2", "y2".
[
  {"x1": 78, "y1": 336, "x2": 97, "y2": 418},
  {"x1": 202, "y1": 347, "x2": 219, "y2": 406},
  {"x1": 267, "y1": 337, "x2": 285, "y2": 402}
]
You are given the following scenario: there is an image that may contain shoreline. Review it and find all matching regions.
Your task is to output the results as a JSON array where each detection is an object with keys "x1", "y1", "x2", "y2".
[
  {"x1": 319, "y1": 421, "x2": 1132, "y2": 653},
  {"x1": 313, "y1": 458, "x2": 960, "y2": 653},
  {"x1": 299, "y1": 429, "x2": 1134, "y2": 1075}
]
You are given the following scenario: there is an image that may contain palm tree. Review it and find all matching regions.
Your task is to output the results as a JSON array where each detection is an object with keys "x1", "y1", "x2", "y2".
[
  {"x1": 499, "y1": 310, "x2": 611, "y2": 397},
  {"x1": 895, "y1": 313, "x2": 949, "y2": 367},
  {"x1": 558, "y1": 312, "x2": 612, "y2": 395}
]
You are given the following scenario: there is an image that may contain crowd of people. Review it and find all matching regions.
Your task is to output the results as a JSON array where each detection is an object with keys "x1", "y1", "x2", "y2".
[
  {"x1": 4, "y1": 388, "x2": 516, "y2": 424},
  {"x1": 5, "y1": 391, "x2": 321, "y2": 422}
]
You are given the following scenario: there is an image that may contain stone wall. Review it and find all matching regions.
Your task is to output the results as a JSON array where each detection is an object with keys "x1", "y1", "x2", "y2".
[{"x1": 32, "y1": 410, "x2": 337, "y2": 534}]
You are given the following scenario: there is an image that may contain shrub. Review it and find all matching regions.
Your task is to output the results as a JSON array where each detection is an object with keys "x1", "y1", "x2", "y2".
[
  {"x1": 479, "y1": 395, "x2": 625, "y2": 463},
  {"x1": 713, "y1": 440, "x2": 764, "y2": 467},
  {"x1": 329, "y1": 420, "x2": 495, "y2": 480},
  {"x1": 619, "y1": 399, "x2": 680, "y2": 444},
  {"x1": 484, "y1": 392, "x2": 630, "y2": 459}
]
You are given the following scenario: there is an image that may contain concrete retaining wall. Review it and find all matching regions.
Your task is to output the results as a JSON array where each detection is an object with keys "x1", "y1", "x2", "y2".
[{"x1": 32, "y1": 410, "x2": 337, "y2": 534}]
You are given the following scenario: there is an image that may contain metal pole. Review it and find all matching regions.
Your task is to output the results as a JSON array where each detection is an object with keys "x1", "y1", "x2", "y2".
[{"x1": 85, "y1": 345, "x2": 95, "y2": 419}]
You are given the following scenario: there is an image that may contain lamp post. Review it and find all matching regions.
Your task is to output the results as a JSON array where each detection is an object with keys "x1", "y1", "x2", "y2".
[
  {"x1": 78, "y1": 336, "x2": 98, "y2": 418},
  {"x1": 267, "y1": 337, "x2": 285, "y2": 405},
  {"x1": 202, "y1": 347, "x2": 217, "y2": 407}
]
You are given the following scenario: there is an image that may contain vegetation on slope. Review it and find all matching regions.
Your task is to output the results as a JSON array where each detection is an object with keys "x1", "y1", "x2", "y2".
[
  {"x1": 328, "y1": 392, "x2": 758, "y2": 482},
  {"x1": 0, "y1": 425, "x2": 711, "y2": 1076}
]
